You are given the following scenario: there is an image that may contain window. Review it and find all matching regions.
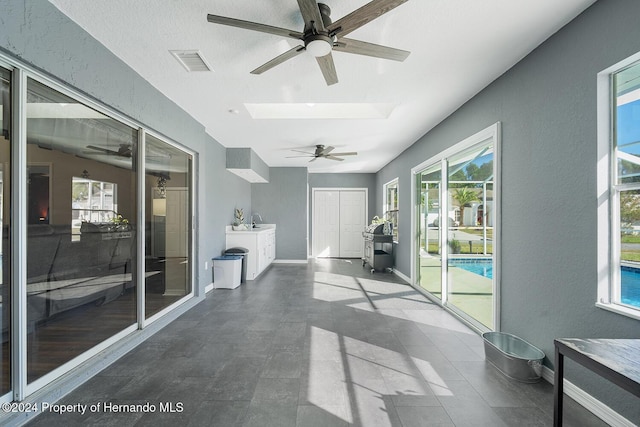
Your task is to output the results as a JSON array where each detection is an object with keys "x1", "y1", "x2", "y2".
[
  {"x1": 598, "y1": 54, "x2": 640, "y2": 319},
  {"x1": 383, "y1": 178, "x2": 399, "y2": 241},
  {"x1": 71, "y1": 177, "x2": 118, "y2": 238}
]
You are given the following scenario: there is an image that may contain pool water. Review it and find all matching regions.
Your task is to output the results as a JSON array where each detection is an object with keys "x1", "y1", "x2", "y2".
[
  {"x1": 620, "y1": 267, "x2": 640, "y2": 308},
  {"x1": 449, "y1": 259, "x2": 493, "y2": 279},
  {"x1": 452, "y1": 261, "x2": 640, "y2": 308}
]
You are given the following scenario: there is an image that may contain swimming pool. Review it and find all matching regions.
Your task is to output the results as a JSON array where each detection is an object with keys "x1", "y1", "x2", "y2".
[
  {"x1": 620, "y1": 267, "x2": 640, "y2": 308},
  {"x1": 452, "y1": 261, "x2": 640, "y2": 308},
  {"x1": 449, "y1": 258, "x2": 493, "y2": 279}
]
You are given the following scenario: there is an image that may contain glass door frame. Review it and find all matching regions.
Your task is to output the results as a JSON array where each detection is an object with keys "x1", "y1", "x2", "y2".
[
  {"x1": 0, "y1": 51, "x2": 198, "y2": 402},
  {"x1": 410, "y1": 123, "x2": 501, "y2": 332}
]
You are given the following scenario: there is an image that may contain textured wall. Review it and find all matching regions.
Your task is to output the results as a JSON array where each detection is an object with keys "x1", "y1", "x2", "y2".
[
  {"x1": 252, "y1": 167, "x2": 308, "y2": 260},
  {"x1": 375, "y1": 0, "x2": 640, "y2": 420}
]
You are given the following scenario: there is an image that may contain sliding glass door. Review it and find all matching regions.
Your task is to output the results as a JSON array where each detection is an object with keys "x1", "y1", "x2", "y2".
[
  {"x1": 417, "y1": 164, "x2": 442, "y2": 299},
  {"x1": 144, "y1": 134, "x2": 192, "y2": 319},
  {"x1": 26, "y1": 78, "x2": 139, "y2": 384},
  {"x1": 446, "y1": 143, "x2": 495, "y2": 329},
  {"x1": 415, "y1": 125, "x2": 498, "y2": 331},
  {"x1": 0, "y1": 66, "x2": 11, "y2": 397}
]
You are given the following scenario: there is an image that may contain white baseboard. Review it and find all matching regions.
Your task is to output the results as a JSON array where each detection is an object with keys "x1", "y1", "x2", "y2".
[
  {"x1": 272, "y1": 259, "x2": 308, "y2": 264},
  {"x1": 393, "y1": 268, "x2": 411, "y2": 284},
  {"x1": 205, "y1": 283, "x2": 214, "y2": 293},
  {"x1": 542, "y1": 367, "x2": 636, "y2": 427}
]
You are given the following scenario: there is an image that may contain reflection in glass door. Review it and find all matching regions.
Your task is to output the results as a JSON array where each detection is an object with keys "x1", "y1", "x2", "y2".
[
  {"x1": 144, "y1": 134, "x2": 192, "y2": 319},
  {"x1": 26, "y1": 77, "x2": 138, "y2": 384},
  {"x1": 417, "y1": 164, "x2": 442, "y2": 299}
]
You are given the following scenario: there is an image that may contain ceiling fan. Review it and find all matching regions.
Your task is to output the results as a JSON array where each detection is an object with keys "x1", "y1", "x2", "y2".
[
  {"x1": 206, "y1": 0, "x2": 410, "y2": 85},
  {"x1": 85, "y1": 144, "x2": 132, "y2": 158},
  {"x1": 287, "y1": 144, "x2": 357, "y2": 162}
]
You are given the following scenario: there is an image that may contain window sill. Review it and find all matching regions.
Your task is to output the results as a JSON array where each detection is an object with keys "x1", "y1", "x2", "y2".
[{"x1": 596, "y1": 302, "x2": 640, "y2": 321}]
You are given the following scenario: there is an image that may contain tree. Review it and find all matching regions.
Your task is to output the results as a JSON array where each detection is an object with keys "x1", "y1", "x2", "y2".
[
  {"x1": 620, "y1": 191, "x2": 640, "y2": 229},
  {"x1": 452, "y1": 187, "x2": 479, "y2": 226},
  {"x1": 466, "y1": 160, "x2": 493, "y2": 181},
  {"x1": 448, "y1": 169, "x2": 467, "y2": 188}
]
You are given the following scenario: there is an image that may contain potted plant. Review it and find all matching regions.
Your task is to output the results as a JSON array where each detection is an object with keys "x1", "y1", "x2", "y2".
[
  {"x1": 111, "y1": 214, "x2": 131, "y2": 232},
  {"x1": 232, "y1": 208, "x2": 247, "y2": 230}
]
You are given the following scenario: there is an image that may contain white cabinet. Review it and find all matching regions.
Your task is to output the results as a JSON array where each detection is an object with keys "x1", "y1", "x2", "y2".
[
  {"x1": 258, "y1": 229, "x2": 276, "y2": 273},
  {"x1": 225, "y1": 225, "x2": 276, "y2": 280}
]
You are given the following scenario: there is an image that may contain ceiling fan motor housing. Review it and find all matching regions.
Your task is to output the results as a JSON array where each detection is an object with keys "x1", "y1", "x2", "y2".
[
  {"x1": 304, "y1": 3, "x2": 334, "y2": 56},
  {"x1": 318, "y1": 3, "x2": 332, "y2": 27}
]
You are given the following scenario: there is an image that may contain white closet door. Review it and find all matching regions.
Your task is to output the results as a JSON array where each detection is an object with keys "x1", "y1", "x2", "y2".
[
  {"x1": 313, "y1": 189, "x2": 366, "y2": 258},
  {"x1": 313, "y1": 190, "x2": 340, "y2": 257},
  {"x1": 339, "y1": 191, "x2": 365, "y2": 258}
]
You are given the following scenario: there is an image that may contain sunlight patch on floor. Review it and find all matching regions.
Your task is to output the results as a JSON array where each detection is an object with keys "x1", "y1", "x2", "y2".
[{"x1": 307, "y1": 324, "x2": 453, "y2": 426}]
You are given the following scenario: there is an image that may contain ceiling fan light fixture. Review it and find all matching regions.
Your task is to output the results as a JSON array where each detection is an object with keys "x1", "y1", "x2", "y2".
[{"x1": 306, "y1": 37, "x2": 332, "y2": 57}]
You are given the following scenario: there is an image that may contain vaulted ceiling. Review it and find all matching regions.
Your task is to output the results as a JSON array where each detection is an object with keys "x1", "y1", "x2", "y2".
[{"x1": 49, "y1": 0, "x2": 597, "y2": 173}]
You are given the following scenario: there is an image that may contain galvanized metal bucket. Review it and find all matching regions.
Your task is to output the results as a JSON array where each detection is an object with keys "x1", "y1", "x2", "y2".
[{"x1": 482, "y1": 332, "x2": 545, "y2": 383}]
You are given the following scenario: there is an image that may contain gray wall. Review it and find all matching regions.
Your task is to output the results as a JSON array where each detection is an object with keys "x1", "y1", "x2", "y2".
[
  {"x1": 0, "y1": 0, "x2": 251, "y2": 291},
  {"x1": 375, "y1": 0, "x2": 640, "y2": 420},
  {"x1": 252, "y1": 167, "x2": 308, "y2": 260},
  {"x1": 308, "y1": 173, "x2": 377, "y2": 255}
]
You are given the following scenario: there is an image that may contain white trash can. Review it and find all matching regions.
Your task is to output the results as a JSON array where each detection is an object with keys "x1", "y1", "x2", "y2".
[{"x1": 212, "y1": 255, "x2": 242, "y2": 289}]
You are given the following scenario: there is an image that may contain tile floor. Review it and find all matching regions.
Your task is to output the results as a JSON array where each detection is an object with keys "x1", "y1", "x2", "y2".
[{"x1": 27, "y1": 259, "x2": 607, "y2": 426}]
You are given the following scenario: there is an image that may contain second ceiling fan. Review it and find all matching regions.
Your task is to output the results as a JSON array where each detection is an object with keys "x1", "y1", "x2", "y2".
[
  {"x1": 288, "y1": 144, "x2": 357, "y2": 162},
  {"x1": 207, "y1": 0, "x2": 410, "y2": 86}
]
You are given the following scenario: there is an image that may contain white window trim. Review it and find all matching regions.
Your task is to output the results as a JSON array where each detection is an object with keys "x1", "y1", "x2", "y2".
[
  {"x1": 383, "y1": 177, "x2": 399, "y2": 242},
  {"x1": 596, "y1": 51, "x2": 640, "y2": 320}
]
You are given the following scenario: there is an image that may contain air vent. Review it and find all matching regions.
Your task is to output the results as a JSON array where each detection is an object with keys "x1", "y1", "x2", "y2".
[{"x1": 170, "y1": 50, "x2": 212, "y2": 72}]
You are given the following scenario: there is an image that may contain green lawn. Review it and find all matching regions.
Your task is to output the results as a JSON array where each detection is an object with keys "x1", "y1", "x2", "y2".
[
  {"x1": 459, "y1": 227, "x2": 494, "y2": 239},
  {"x1": 622, "y1": 251, "x2": 640, "y2": 262},
  {"x1": 622, "y1": 234, "x2": 640, "y2": 244},
  {"x1": 427, "y1": 242, "x2": 493, "y2": 255}
]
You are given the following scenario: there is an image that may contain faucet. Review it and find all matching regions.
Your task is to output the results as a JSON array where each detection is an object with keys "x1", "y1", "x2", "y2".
[{"x1": 251, "y1": 213, "x2": 263, "y2": 228}]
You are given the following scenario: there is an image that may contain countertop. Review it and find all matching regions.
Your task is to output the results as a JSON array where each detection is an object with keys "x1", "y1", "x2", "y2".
[{"x1": 225, "y1": 224, "x2": 276, "y2": 234}]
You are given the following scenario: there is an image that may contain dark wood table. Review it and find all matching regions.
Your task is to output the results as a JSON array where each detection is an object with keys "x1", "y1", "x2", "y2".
[{"x1": 553, "y1": 338, "x2": 640, "y2": 426}]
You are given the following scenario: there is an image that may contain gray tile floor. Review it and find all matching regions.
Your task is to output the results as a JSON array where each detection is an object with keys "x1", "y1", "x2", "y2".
[{"x1": 27, "y1": 259, "x2": 607, "y2": 426}]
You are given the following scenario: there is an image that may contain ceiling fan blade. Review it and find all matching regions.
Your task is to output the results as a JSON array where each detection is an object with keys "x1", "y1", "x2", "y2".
[
  {"x1": 329, "y1": 151, "x2": 357, "y2": 156},
  {"x1": 286, "y1": 155, "x2": 314, "y2": 158},
  {"x1": 319, "y1": 145, "x2": 335, "y2": 156},
  {"x1": 296, "y1": 0, "x2": 326, "y2": 32},
  {"x1": 316, "y1": 53, "x2": 338, "y2": 86},
  {"x1": 251, "y1": 46, "x2": 306, "y2": 74},
  {"x1": 309, "y1": 157, "x2": 319, "y2": 162},
  {"x1": 325, "y1": 155, "x2": 345, "y2": 161},
  {"x1": 290, "y1": 149, "x2": 315, "y2": 155},
  {"x1": 86, "y1": 145, "x2": 119, "y2": 155},
  {"x1": 328, "y1": 0, "x2": 408, "y2": 38},
  {"x1": 334, "y1": 38, "x2": 409, "y2": 61},
  {"x1": 207, "y1": 14, "x2": 303, "y2": 40}
]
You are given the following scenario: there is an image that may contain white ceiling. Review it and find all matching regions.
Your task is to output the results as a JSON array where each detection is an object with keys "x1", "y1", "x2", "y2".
[{"x1": 48, "y1": 0, "x2": 596, "y2": 173}]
